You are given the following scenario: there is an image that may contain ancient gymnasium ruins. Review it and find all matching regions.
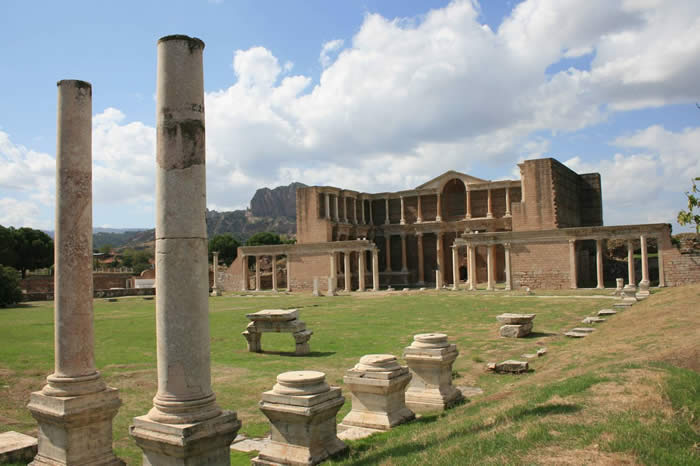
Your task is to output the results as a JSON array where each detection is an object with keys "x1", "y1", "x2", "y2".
[{"x1": 223, "y1": 157, "x2": 691, "y2": 295}]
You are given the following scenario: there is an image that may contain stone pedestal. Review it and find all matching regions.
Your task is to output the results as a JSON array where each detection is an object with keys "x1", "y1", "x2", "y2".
[
  {"x1": 253, "y1": 371, "x2": 347, "y2": 466},
  {"x1": 130, "y1": 412, "x2": 240, "y2": 466},
  {"x1": 312, "y1": 277, "x2": 321, "y2": 297},
  {"x1": 243, "y1": 309, "x2": 312, "y2": 355},
  {"x1": 28, "y1": 389, "x2": 122, "y2": 465},
  {"x1": 327, "y1": 276, "x2": 337, "y2": 296},
  {"x1": 621, "y1": 284, "x2": 638, "y2": 303},
  {"x1": 497, "y1": 313, "x2": 536, "y2": 338},
  {"x1": 614, "y1": 278, "x2": 624, "y2": 296},
  {"x1": 637, "y1": 280, "x2": 650, "y2": 299},
  {"x1": 339, "y1": 354, "x2": 414, "y2": 431},
  {"x1": 403, "y1": 333, "x2": 462, "y2": 413}
]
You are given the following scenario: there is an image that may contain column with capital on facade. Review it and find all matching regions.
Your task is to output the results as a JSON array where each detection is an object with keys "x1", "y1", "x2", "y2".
[
  {"x1": 271, "y1": 255, "x2": 278, "y2": 291},
  {"x1": 342, "y1": 196, "x2": 348, "y2": 223},
  {"x1": 385, "y1": 198, "x2": 390, "y2": 224},
  {"x1": 130, "y1": 35, "x2": 239, "y2": 465},
  {"x1": 595, "y1": 239, "x2": 604, "y2": 289},
  {"x1": 385, "y1": 235, "x2": 392, "y2": 272},
  {"x1": 372, "y1": 248, "x2": 379, "y2": 291},
  {"x1": 486, "y1": 245, "x2": 495, "y2": 291},
  {"x1": 333, "y1": 194, "x2": 339, "y2": 221},
  {"x1": 352, "y1": 197, "x2": 358, "y2": 224},
  {"x1": 627, "y1": 239, "x2": 636, "y2": 287},
  {"x1": 451, "y1": 246, "x2": 459, "y2": 290},
  {"x1": 436, "y1": 232, "x2": 443, "y2": 289},
  {"x1": 638, "y1": 234, "x2": 650, "y2": 297},
  {"x1": 505, "y1": 187, "x2": 511, "y2": 217},
  {"x1": 358, "y1": 250, "x2": 366, "y2": 291},
  {"x1": 360, "y1": 197, "x2": 366, "y2": 224},
  {"x1": 486, "y1": 188, "x2": 493, "y2": 219},
  {"x1": 328, "y1": 252, "x2": 337, "y2": 295},
  {"x1": 504, "y1": 243, "x2": 512, "y2": 291},
  {"x1": 400, "y1": 233, "x2": 408, "y2": 272},
  {"x1": 400, "y1": 196, "x2": 406, "y2": 225},
  {"x1": 255, "y1": 255, "x2": 261, "y2": 291},
  {"x1": 286, "y1": 255, "x2": 292, "y2": 291},
  {"x1": 325, "y1": 193, "x2": 331, "y2": 219},
  {"x1": 417, "y1": 233, "x2": 425, "y2": 285},
  {"x1": 436, "y1": 193, "x2": 442, "y2": 222},
  {"x1": 416, "y1": 195, "x2": 423, "y2": 223},
  {"x1": 468, "y1": 245, "x2": 477, "y2": 290},
  {"x1": 369, "y1": 198, "x2": 374, "y2": 225},
  {"x1": 465, "y1": 188, "x2": 472, "y2": 219},
  {"x1": 569, "y1": 239, "x2": 577, "y2": 289},
  {"x1": 28, "y1": 79, "x2": 123, "y2": 466},
  {"x1": 344, "y1": 251, "x2": 352, "y2": 292}
]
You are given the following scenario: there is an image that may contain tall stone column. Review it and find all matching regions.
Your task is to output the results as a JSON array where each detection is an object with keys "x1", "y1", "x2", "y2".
[
  {"x1": 372, "y1": 248, "x2": 379, "y2": 291},
  {"x1": 436, "y1": 233, "x2": 443, "y2": 287},
  {"x1": 486, "y1": 244, "x2": 495, "y2": 290},
  {"x1": 505, "y1": 187, "x2": 511, "y2": 217},
  {"x1": 638, "y1": 234, "x2": 650, "y2": 296},
  {"x1": 417, "y1": 233, "x2": 425, "y2": 285},
  {"x1": 436, "y1": 193, "x2": 442, "y2": 222},
  {"x1": 286, "y1": 255, "x2": 292, "y2": 291},
  {"x1": 486, "y1": 188, "x2": 493, "y2": 219},
  {"x1": 211, "y1": 251, "x2": 221, "y2": 296},
  {"x1": 400, "y1": 233, "x2": 408, "y2": 272},
  {"x1": 242, "y1": 255, "x2": 249, "y2": 291},
  {"x1": 325, "y1": 193, "x2": 330, "y2": 219},
  {"x1": 416, "y1": 195, "x2": 423, "y2": 223},
  {"x1": 28, "y1": 79, "x2": 122, "y2": 466},
  {"x1": 569, "y1": 239, "x2": 577, "y2": 289},
  {"x1": 344, "y1": 251, "x2": 352, "y2": 292},
  {"x1": 334, "y1": 195, "x2": 339, "y2": 222},
  {"x1": 130, "y1": 36, "x2": 240, "y2": 465},
  {"x1": 255, "y1": 255, "x2": 262, "y2": 291},
  {"x1": 271, "y1": 255, "x2": 278, "y2": 291},
  {"x1": 627, "y1": 239, "x2": 636, "y2": 286},
  {"x1": 342, "y1": 196, "x2": 348, "y2": 223},
  {"x1": 384, "y1": 198, "x2": 390, "y2": 224},
  {"x1": 657, "y1": 241, "x2": 665, "y2": 287},
  {"x1": 468, "y1": 245, "x2": 477, "y2": 291},
  {"x1": 595, "y1": 239, "x2": 604, "y2": 289},
  {"x1": 360, "y1": 197, "x2": 366, "y2": 224},
  {"x1": 329, "y1": 252, "x2": 337, "y2": 294},
  {"x1": 358, "y1": 251, "x2": 366, "y2": 291},
  {"x1": 451, "y1": 246, "x2": 459, "y2": 290},
  {"x1": 369, "y1": 199, "x2": 374, "y2": 225},
  {"x1": 504, "y1": 243, "x2": 512, "y2": 291},
  {"x1": 385, "y1": 236, "x2": 392, "y2": 272},
  {"x1": 465, "y1": 188, "x2": 472, "y2": 219},
  {"x1": 400, "y1": 196, "x2": 406, "y2": 225},
  {"x1": 352, "y1": 197, "x2": 357, "y2": 224}
]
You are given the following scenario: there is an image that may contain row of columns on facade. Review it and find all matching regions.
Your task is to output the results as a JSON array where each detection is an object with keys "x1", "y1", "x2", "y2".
[
  {"x1": 568, "y1": 234, "x2": 660, "y2": 289},
  {"x1": 323, "y1": 186, "x2": 513, "y2": 225},
  {"x1": 329, "y1": 248, "x2": 379, "y2": 292},
  {"x1": 243, "y1": 254, "x2": 292, "y2": 292}
]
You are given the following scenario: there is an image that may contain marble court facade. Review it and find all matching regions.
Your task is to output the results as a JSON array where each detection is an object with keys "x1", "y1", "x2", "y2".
[{"x1": 223, "y1": 157, "x2": 692, "y2": 292}]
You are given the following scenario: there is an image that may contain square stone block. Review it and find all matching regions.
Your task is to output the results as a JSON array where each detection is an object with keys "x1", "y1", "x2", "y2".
[
  {"x1": 499, "y1": 322, "x2": 533, "y2": 338},
  {"x1": 0, "y1": 431, "x2": 37, "y2": 464}
]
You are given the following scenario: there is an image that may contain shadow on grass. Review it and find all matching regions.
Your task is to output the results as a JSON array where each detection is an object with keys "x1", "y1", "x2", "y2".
[
  {"x1": 260, "y1": 350, "x2": 336, "y2": 358},
  {"x1": 524, "y1": 331, "x2": 558, "y2": 338},
  {"x1": 507, "y1": 403, "x2": 581, "y2": 421}
]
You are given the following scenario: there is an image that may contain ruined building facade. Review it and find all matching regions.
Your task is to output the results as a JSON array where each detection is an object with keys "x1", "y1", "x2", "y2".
[{"x1": 222, "y1": 157, "x2": 693, "y2": 292}]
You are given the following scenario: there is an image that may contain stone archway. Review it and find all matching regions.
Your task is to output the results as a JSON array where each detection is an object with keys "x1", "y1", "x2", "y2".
[{"x1": 442, "y1": 179, "x2": 466, "y2": 221}]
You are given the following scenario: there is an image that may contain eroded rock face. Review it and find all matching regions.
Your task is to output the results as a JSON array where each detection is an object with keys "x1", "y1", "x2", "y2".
[{"x1": 250, "y1": 182, "x2": 307, "y2": 218}]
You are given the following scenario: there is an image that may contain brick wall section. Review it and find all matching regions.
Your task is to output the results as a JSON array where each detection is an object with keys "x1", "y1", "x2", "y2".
[
  {"x1": 289, "y1": 254, "x2": 330, "y2": 291},
  {"x1": 579, "y1": 173, "x2": 603, "y2": 226},
  {"x1": 663, "y1": 249, "x2": 700, "y2": 286},
  {"x1": 296, "y1": 187, "x2": 332, "y2": 243},
  {"x1": 511, "y1": 242, "x2": 571, "y2": 289},
  {"x1": 550, "y1": 159, "x2": 583, "y2": 228},
  {"x1": 511, "y1": 159, "x2": 557, "y2": 231}
]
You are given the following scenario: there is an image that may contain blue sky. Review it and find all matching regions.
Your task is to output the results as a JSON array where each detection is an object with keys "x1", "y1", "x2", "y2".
[{"x1": 1, "y1": 0, "x2": 699, "y2": 231}]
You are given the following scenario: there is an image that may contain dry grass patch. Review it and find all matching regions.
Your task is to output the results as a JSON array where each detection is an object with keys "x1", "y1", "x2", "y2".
[{"x1": 527, "y1": 446, "x2": 640, "y2": 465}]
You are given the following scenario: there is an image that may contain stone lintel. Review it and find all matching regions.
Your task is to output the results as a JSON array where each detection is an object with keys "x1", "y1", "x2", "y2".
[
  {"x1": 343, "y1": 370, "x2": 411, "y2": 388},
  {"x1": 246, "y1": 309, "x2": 299, "y2": 322},
  {"x1": 130, "y1": 411, "x2": 240, "y2": 465},
  {"x1": 403, "y1": 345, "x2": 458, "y2": 360}
]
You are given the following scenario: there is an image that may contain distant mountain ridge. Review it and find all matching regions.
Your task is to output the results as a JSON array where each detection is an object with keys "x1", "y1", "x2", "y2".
[{"x1": 91, "y1": 182, "x2": 305, "y2": 250}]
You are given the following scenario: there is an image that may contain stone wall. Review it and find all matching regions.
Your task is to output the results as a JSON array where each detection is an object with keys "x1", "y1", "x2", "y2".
[
  {"x1": 511, "y1": 241, "x2": 571, "y2": 289},
  {"x1": 296, "y1": 187, "x2": 331, "y2": 243},
  {"x1": 663, "y1": 248, "x2": 700, "y2": 286},
  {"x1": 23, "y1": 287, "x2": 155, "y2": 302},
  {"x1": 20, "y1": 272, "x2": 134, "y2": 293},
  {"x1": 289, "y1": 254, "x2": 329, "y2": 291}
]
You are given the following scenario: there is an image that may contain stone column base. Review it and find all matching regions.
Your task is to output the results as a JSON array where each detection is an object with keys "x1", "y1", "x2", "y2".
[
  {"x1": 210, "y1": 289, "x2": 222, "y2": 297},
  {"x1": 27, "y1": 387, "x2": 123, "y2": 466},
  {"x1": 130, "y1": 411, "x2": 240, "y2": 466}
]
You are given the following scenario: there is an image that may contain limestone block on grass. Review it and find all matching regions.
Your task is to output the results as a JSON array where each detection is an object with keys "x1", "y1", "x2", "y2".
[
  {"x1": 583, "y1": 316, "x2": 606, "y2": 324},
  {"x1": 403, "y1": 333, "x2": 463, "y2": 413},
  {"x1": 0, "y1": 431, "x2": 37, "y2": 464},
  {"x1": 487, "y1": 360, "x2": 529, "y2": 373},
  {"x1": 340, "y1": 354, "x2": 414, "y2": 431},
  {"x1": 499, "y1": 322, "x2": 533, "y2": 338},
  {"x1": 253, "y1": 371, "x2": 347, "y2": 466},
  {"x1": 598, "y1": 309, "x2": 617, "y2": 316},
  {"x1": 565, "y1": 331, "x2": 588, "y2": 338},
  {"x1": 570, "y1": 327, "x2": 595, "y2": 333},
  {"x1": 496, "y1": 313, "x2": 536, "y2": 325}
]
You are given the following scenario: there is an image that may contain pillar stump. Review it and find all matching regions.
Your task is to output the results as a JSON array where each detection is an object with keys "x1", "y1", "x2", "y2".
[
  {"x1": 339, "y1": 354, "x2": 414, "y2": 431},
  {"x1": 403, "y1": 333, "x2": 463, "y2": 413},
  {"x1": 211, "y1": 251, "x2": 222, "y2": 296},
  {"x1": 497, "y1": 313, "x2": 536, "y2": 338},
  {"x1": 614, "y1": 278, "x2": 624, "y2": 296},
  {"x1": 253, "y1": 371, "x2": 347, "y2": 466},
  {"x1": 129, "y1": 35, "x2": 240, "y2": 465},
  {"x1": 27, "y1": 80, "x2": 123, "y2": 466}
]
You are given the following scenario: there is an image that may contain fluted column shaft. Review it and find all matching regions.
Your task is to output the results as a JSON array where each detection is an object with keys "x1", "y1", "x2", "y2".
[
  {"x1": 385, "y1": 198, "x2": 390, "y2": 224},
  {"x1": 344, "y1": 251, "x2": 352, "y2": 292},
  {"x1": 627, "y1": 240, "x2": 636, "y2": 285},
  {"x1": 486, "y1": 245, "x2": 495, "y2": 290},
  {"x1": 372, "y1": 249, "x2": 379, "y2": 291},
  {"x1": 400, "y1": 197, "x2": 406, "y2": 225},
  {"x1": 325, "y1": 193, "x2": 330, "y2": 219},
  {"x1": 640, "y1": 235, "x2": 649, "y2": 284},
  {"x1": 504, "y1": 243, "x2": 512, "y2": 290},
  {"x1": 417, "y1": 233, "x2": 425, "y2": 284},
  {"x1": 486, "y1": 188, "x2": 493, "y2": 219},
  {"x1": 271, "y1": 255, "x2": 278, "y2": 291},
  {"x1": 358, "y1": 251, "x2": 366, "y2": 291},
  {"x1": 451, "y1": 246, "x2": 459, "y2": 290},
  {"x1": 595, "y1": 239, "x2": 604, "y2": 289},
  {"x1": 505, "y1": 187, "x2": 511, "y2": 217},
  {"x1": 465, "y1": 189, "x2": 472, "y2": 219},
  {"x1": 468, "y1": 245, "x2": 476, "y2": 290}
]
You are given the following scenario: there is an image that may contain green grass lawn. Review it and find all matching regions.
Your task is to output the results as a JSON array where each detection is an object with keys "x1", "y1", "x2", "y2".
[{"x1": 1, "y1": 286, "x2": 698, "y2": 465}]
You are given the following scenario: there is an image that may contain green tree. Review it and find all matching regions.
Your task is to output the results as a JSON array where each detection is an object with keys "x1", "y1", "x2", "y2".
[
  {"x1": 209, "y1": 234, "x2": 240, "y2": 266},
  {"x1": 12, "y1": 227, "x2": 54, "y2": 278},
  {"x1": 0, "y1": 265, "x2": 23, "y2": 307},
  {"x1": 677, "y1": 177, "x2": 700, "y2": 233},
  {"x1": 0, "y1": 225, "x2": 18, "y2": 267},
  {"x1": 99, "y1": 244, "x2": 113, "y2": 255},
  {"x1": 245, "y1": 231, "x2": 282, "y2": 247},
  {"x1": 121, "y1": 248, "x2": 153, "y2": 275}
]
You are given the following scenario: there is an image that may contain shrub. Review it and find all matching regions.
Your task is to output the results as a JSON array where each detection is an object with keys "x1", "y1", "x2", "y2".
[{"x1": 0, "y1": 265, "x2": 23, "y2": 307}]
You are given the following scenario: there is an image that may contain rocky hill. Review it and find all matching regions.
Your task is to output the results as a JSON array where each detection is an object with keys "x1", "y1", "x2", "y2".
[
  {"x1": 96, "y1": 182, "x2": 305, "y2": 250},
  {"x1": 250, "y1": 182, "x2": 305, "y2": 218}
]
